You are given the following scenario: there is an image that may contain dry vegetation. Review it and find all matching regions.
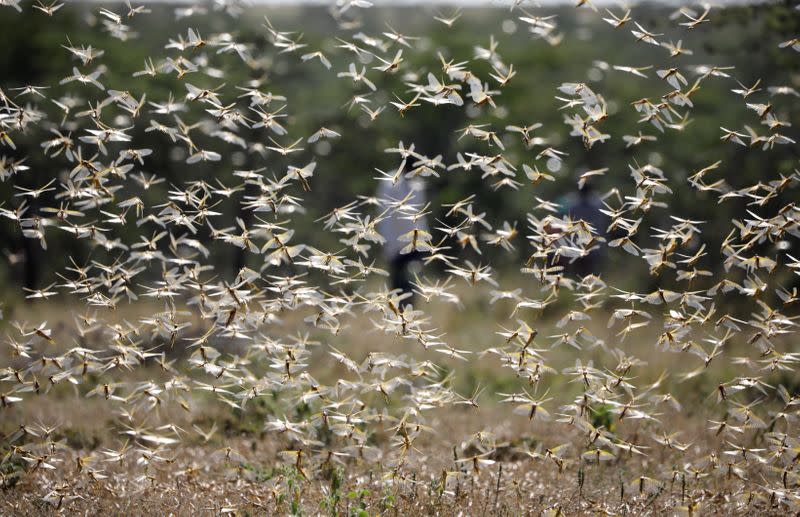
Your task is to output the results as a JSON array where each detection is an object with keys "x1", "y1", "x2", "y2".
[{"x1": 0, "y1": 293, "x2": 796, "y2": 515}]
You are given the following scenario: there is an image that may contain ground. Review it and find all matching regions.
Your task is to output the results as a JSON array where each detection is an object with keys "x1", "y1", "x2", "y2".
[{"x1": 0, "y1": 286, "x2": 794, "y2": 515}]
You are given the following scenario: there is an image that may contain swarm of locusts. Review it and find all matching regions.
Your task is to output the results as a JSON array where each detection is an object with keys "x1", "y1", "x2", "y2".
[{"x1": 0, "y1": 0, "x2": 799, "y2": 514}]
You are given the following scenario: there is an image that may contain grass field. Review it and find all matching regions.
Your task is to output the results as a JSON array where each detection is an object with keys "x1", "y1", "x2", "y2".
[{"x1": 1, "y1": 284, "x2": 796, "y2": 515}]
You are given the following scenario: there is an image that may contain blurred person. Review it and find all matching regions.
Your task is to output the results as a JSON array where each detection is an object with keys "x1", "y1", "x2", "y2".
[
  {"x1": 376, "y1": 174, "x2": 428, "y2": 301},
  {"x1": 561, "y1": 179, "x2": 608, "y2": 277}
]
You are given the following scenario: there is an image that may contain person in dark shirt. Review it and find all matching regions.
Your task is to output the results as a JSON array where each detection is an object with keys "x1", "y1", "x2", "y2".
[{"x1": 562, "y1": 180, "x2": 608, "y2": 277}]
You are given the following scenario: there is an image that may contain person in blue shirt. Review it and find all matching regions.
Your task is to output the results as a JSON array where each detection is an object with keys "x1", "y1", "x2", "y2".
[{"x1": 560, "y1": 179, "x2": 608, "y2": 277}]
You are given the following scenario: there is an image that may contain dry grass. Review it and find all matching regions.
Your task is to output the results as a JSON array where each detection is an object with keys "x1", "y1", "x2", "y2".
[{"x1": 0, "y1": 291, "x2": 794, "y2": 516}]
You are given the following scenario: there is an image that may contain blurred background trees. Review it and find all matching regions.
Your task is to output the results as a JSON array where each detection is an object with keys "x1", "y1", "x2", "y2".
[{"x1": 0, "y1": 1, "x2": 797, "y2": 308}]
